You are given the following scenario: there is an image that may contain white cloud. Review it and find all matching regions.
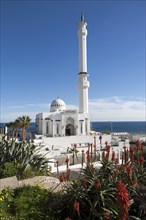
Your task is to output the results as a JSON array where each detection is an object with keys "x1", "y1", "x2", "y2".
[
  {"x1": 1, "y1": 97, "x2": 145, "y2": 122},
  {"x1": 89, "y1": 97, "x2": 146, "y2": 121},
  {"x1": 1, "y1": 112, "x2": 38, "y2": 122},
  {"x1": 67, "y1": 104, "x2": 78, "y2": 110}
]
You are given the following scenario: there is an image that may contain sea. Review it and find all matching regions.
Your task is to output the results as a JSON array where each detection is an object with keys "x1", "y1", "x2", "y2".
[
  {"x1": 0, "y1": 121, "x2": 146, "y2": 134},
  {"x1": 91, "y1": 121, "x2": 146, "y2": 134}
]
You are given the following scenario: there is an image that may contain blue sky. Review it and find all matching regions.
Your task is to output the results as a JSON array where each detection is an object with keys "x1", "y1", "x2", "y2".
[{"x1": 1, "y1": 0, "x2": 145, "y2": 122}]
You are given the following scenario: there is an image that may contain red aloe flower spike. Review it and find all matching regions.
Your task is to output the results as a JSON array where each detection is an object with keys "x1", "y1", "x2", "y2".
[
  {"x1": 94, "y1": 136, "x2": 96, "y2": 146},
  {"x1": 86, "y1": 150, "x2": 91, "y2": 164},
  {"x1": 116, "y1": 180, "x2": 130, "y2": 220},
  {"x1": 59, "y1": 173, "x2": 65, "y2": 182},
  {"x1": 86, "y1": 150, "x2": 89, "y2": 154},
  {"x1": 106, "y1": 146, "x2": 110, "y2": 161},
  {"x1": 99, "y1": 135, "x2": 102, "y2": 146},
  {"x1": 141, "y1": 145, "x2": 144, "y2": 152},
  {"x1": 65, "y1": 218, "x2": 71, "y2": 220},
  {"x1": 94, "y1": 179, "x2": 99, "y2": 189},
  {"x1": 93, "y1": 144, "x2": 96, "y2": 155},
  {"x1": 123, "y1": 146, "x2": 127, "y2": 164},
  {"x1": 104, "y1": 212, "x2": 110, "y2": 220},
  {"x1": 130, "y1": 146, "x2": 135, "y2": 155},
  {"x1": 112, "y1": 151, "x2": 115, "y2": 161},
  {"x1": 56, "y1": 160, "x2": 59, "y2": 174},
  {"x1": 66, "y1": 169, "x2": 71, "y2": 181},
  {"x1": 133, "y1": 178, "x2": 138, "y2": 186},
  {"x1": 126, "y1": 165, "x2": 132, "y2": 175},
  {"x1": 125, "y1": 148, "x2": 129, "y2": 163},
  {"x1": 65, "y1": 157, "x2": 69, "y2": 163},
  {"x1": 139, "y1": 156, "x2": 145, "y2": 166},
  {"x1": 87, "y1": 154, "x2": 91, "y2": 162},
  {"x1": 122, "y1": 153, "x2": 125, "y2": 165},
  {"x1": 102, "y1": 151, "x2": 106, "y2": 159},
  {"x1": 91, "y1": 143, "x2": 93, "y2": 159},
  {"x1": 74, "y1": 144, "x2": 77, "y2": 149},
  {"x1": 99, "y1": 135, "x2": 102, "y2": 140},
  {"x1": 105, "y1": 141, "x2": 108, "y2": 147},
  {"x1": 130, "y1": 147, "x2": 135, "y2": 162},
  {"x1": 88, "y1": 143, "x2": 91, "y2": 154},
  {"x1": 106, "y1": 145, "x2": 110, "y2": 153},
  {"x1": 83, "y1": 178, "x2": 88, "y2": 187},
  {"x1": 81, "y1": 150, "x2": 84, "y2": 166},
  {"x1": 123, "y1": 146, "x2": 126, "y2": 150},
  {"x1": 74, "y1": 201, "x2": 80, "y2": 217},
  {"x1": 115, "y1": 158, "x2": 118, "y2": 165},
  {"x1": 136, "y1": 140, "x2": 141, "y2": 150},
  {"x1": 65, "y1": 157, "x2": 69, "y2": 170}
]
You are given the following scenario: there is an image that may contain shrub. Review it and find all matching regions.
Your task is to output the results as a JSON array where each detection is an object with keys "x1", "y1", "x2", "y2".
[
  {"x1": 0, "y1": 162, "x2": 18, "y2": 178},
  {"x1": 0, "y1": 188, "x2": 15, "y2": 220},
  {"x1": 0, "y1": 139, "x2": 50, "y2": 179},
  {"x1": 0, "y1": 186, "x2": 59, "y2": 220}
]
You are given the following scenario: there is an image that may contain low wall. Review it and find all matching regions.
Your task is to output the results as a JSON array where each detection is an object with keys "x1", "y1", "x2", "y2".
[{"x1": 0, "y1": 176, "x2": 61, "y2": 192}]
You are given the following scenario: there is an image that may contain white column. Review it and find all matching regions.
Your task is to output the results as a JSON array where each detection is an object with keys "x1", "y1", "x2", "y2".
[
  {"x1": 78, "y1": 19, "x2": 87, "y2": 72},
  {"x1": 78, "y1": 15, "x2": 89, "y2": 114}
]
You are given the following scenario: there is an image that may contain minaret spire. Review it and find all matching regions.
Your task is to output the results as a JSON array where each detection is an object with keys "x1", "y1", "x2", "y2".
[
  {"x1": 78, "y1": 13, "x2": 87, "y2": 73},
  {"x1": 78, "y1": 14, "x2": 89, "y2": 114},
  {"x1": 81, "y1": 12, "x2": 84, "y2": 22}
]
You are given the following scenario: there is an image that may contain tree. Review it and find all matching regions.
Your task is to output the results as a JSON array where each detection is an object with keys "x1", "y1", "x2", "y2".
[
  {"x1": 15, "y1": 116, "x2": 31, "y2": 141},
  {"x1": 6, "y1": 121, "x2": 20, "y2": 139}
]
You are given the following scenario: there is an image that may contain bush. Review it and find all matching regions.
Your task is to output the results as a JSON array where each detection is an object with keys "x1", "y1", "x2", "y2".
[
  {"x1": 0, "y1": 162, "x2": 18, "y2": 178},
  {"x1": 0, "y1": 139, "x2": 50, "y2": 179},
  {"x1": 0, "y1": 186, "x2": 59, "y2": 220},
  {"x1": 0, "y1": 188, "x2": 15, "y2": 220}
]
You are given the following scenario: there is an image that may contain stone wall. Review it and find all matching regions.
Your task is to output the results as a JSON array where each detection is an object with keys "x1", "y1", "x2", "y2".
[{"x1": 0, "y1": 176, "x2": 61, "y2": 192}]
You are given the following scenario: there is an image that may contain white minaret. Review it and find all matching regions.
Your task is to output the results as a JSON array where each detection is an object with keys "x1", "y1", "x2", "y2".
[{"x1": 78, "y1": 13, "x2": 90, "y2": 113}]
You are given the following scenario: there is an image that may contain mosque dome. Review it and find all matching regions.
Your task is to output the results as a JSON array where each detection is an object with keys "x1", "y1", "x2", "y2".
[{"x1": 50, "y1": 98, "x2": 66, "y2": 112}]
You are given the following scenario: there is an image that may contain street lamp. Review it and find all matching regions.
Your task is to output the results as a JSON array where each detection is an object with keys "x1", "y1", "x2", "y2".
[{"x1": 108, "y1": 121, "x2": 113, "y2": 147}]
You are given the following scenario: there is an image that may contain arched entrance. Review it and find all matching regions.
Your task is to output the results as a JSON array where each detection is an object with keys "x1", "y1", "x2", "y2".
[{"x1": 65, "y1": 117, "x2": 75, "y2": 136}]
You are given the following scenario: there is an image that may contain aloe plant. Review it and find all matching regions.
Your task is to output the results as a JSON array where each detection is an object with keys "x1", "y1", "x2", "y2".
[{"x1": 0, "y1": 139, "x2": 49, "y2": 179}]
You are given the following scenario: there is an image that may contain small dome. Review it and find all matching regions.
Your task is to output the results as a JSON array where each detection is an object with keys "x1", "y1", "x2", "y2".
[{"x1": 50, "y1": 98, "x2": 66, "y2": 112}]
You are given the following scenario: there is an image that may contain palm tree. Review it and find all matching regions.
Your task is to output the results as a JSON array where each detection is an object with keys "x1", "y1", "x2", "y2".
[
  {"x1": 6, "y1": 121, "x2": 20, "y2": 139},
  {"x1": 15, "y1": 116, "x2": 31, "y2": 141}
]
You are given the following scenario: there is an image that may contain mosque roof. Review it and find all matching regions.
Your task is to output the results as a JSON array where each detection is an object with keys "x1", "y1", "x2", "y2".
[{"x1": 50, "y1": 98, "x2": 66, "y2": 112}]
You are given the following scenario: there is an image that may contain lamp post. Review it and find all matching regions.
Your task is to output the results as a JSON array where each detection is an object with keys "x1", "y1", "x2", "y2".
[
  {"x1": 111, "y1": 122, "x2": 112, "y2": 147},
  {"x1": 99, "y1": 135, "x2": 102, "y2": 149},
  {"x1": 108, "y1": 121, "x2": 113, "y2": 147}
]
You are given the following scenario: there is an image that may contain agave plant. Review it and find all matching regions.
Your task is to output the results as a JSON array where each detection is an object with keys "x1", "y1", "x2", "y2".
[{"x1": 0, "y1": 139, "x2": 50, "y2": 179}]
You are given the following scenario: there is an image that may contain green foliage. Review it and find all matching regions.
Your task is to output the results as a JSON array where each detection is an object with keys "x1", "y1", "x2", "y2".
[
  {"x1": 1, "y1": 141, "x2": 146, "y2": 219},
  {"x1": 15, "y1": 115, "x2": 31, "y2": 140},
  {"x1": 0, "y1": 188, "x2": 15, "y2": 220},
  {"x1": 0, "y1": 186, "x2": 59, "y2": 220},
  {"x1": 6, "y1": 115, "x2": 31, "y2": 141},
  {"x1": 50, "y1": 143, "x2": 146, "y2": 219},
  {"x1": 103, "y1": 130, "x2": 110, "y2": 134},
  {"x1": 0, "y1": 162, "x2": 17, "y2": 178},
  {"x1": 91, "y1": 128, "x2": 97, "y2": 132},
  {"x1": 0, "y1": 139, "x2": 50, "y2": 179}
]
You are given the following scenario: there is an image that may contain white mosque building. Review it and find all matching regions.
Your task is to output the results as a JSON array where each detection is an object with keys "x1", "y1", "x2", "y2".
[
  {"x1": 36, "y1": 14, "x2": 90, "y2": 137},
  {"x1": 34, "y1": 15, "x2": 130, "y2": 171}
]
